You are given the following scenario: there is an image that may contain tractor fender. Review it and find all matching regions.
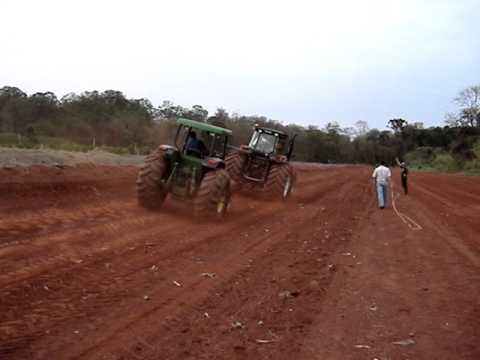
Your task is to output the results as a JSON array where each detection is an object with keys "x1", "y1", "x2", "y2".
[
  {"x1": 156, "y1": 145, "x2": 179, "y2": 172},
  {"x1": 159, "y1": 144, "x2": 178, "y2": 154}
]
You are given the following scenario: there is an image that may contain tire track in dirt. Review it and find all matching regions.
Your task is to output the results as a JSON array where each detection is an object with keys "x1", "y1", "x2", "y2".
[
  {"x1": 0, "y1": 214, "x2": 180, "y2": 286},
  {"x1": 411, "y1": 171, "x2": 480, "y2": 205},
  {"x1": 0, "y1": 166, "x2": 369, "y2": 360},
  {"x1": 37, "y1": 169, "x2": 370, "y2": 360},
  {"x1": 412, "y1": 182, "x2": 480, "y2": 216},
  {"x1": 0, "y1": 200, "x2": 135, "y2": 245},
  {"x1": 294, "y1": 170, "x2": 480, "y2": 360},
  {"x1": 0, "y1": 167, "x2": 342, "y2": 357},
  {"x1": 405, "y1": 178, "x2": 480, "y2": 267},
  {"x1": 0, "y1": 167, "x2": 345, "y2": 284},
  {"x1": 87, "y1": 169, "x2": 372, "y2": 360}
]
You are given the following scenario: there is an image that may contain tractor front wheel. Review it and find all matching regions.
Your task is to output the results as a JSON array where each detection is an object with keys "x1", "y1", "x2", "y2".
[
  {"x1": 225, "y1": 151, "x2": 244, "y2": 190},
  {"x1": 136, "y1": 147, "x2": 169, "y2": 209},
  {"x1": 265, "y1": 164, "x2": 296, "y2": 200},
  {"x1": 193, "y1": 169, "x2": 232, "y2": 218}
]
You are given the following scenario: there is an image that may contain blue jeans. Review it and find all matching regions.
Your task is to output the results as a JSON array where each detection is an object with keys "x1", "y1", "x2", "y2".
[{"x1": 376, "y1": 183, "x2": 388, "y2": 208}]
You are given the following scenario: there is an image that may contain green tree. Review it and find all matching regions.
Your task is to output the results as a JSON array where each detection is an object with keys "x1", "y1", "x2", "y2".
[{"x1": 388, "y1": 118, "x2": 408, "y2": 132}]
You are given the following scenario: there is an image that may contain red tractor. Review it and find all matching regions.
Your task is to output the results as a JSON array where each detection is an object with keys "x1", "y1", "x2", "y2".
[{"x1": 225, "y1": 125, "x2": 296, "y2": 200}]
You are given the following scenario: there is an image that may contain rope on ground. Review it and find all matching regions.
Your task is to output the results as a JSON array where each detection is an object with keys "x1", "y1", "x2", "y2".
[{"x1": 391, "y1": 189, "x2": 423, "y2": 231}]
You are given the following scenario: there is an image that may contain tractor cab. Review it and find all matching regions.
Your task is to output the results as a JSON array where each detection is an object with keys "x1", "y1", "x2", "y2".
[
  {"x1": 246, "y1": 126, "x2": 295, "y2": 160},
  {"x1": 225, "y1": 124, "x2": 297, "y2": 199},
  {"x1": 167, "y1": 118, "x2": 231, "y2": 197},
  {"x1": 175, "y1": 117, "x2": 230, "y2": 162},
  {"x1": 229, "y1": 125, "x2": 296, "y2": 185}
]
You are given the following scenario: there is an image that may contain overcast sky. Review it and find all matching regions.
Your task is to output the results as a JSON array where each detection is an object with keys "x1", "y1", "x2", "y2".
[{"x1": 2, "y1": 0, "x2": 479, "y2": 129}]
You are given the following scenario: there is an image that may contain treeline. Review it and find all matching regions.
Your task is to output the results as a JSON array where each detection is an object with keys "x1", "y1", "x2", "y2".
[
  {"x1": 0, "y1": 86, "x2": 155, "y2": 153},
  {"x1": 0, "y1": 85, "x2": 479, "y2": 171}
]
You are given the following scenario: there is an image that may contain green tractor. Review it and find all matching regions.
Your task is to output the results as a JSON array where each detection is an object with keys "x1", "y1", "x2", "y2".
[
  {"x1": 226, "y1": 125, "x2": 297, "y2": 200},
  {"x1": 136, "y1": 118, "x2": 233, "y2": 217}
]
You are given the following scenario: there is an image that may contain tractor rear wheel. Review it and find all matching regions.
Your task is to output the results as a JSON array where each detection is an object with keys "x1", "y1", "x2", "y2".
[
  {"x1": 136, "y1": 148, "x2": 168, "y2": 209},
  {"x1": 193, "y1": 169, "x2": 232, "y2": 218},
  {"x1": 264, "y1": 163, "x2": 296, "y2": 200}
]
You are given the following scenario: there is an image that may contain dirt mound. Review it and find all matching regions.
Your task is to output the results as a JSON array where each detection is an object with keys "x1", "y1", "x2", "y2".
[{"x1": 0, "y1": 147, "x2": 144, "y2": 168}]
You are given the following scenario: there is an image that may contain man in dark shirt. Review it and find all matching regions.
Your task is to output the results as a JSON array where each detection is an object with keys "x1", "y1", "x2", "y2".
[
  {"x1": 185, "y1": 131, "x2": 208, "y2": 158},
  {"x1": 396, "y1": 158, "x2": 409, "y2": 195},
  {"x1": 400, "y1": 163, "x2": 408, "y2": 195}
]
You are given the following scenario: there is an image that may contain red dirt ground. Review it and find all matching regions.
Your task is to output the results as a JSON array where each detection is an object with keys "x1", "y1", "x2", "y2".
[{"x1": 0, "y1": 165, "x2": 479, "y2": 360}]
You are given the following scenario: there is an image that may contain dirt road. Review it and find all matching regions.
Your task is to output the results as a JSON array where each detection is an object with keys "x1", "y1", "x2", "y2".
[{"x1": 0, "y1": 165, "x2": 479, "y2": 359}]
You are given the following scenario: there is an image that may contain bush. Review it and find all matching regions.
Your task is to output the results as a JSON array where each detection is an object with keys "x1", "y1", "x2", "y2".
[
  {"x1": 462, "y1": 142, "x2": 480, "y2": 174},
  {"x1": 0, "y1": 132, "x2": 41, "y2": 149},
  {"x1": 98, "y1": 146, "x2": 130, "y2": 155},
  {"x1": 464, "y1": 159, "x2": 480, "y2": 170},
  {"x1": 432, "y1": 153, "x2": 459, "y2": 172},
  {"x1": 0, "y1": 132, "x2": 21, "y2": 146},
  {"x1": 473, "y1": 141, "x2": 480, "y2": 158},
  {"x1": 0, "y1": 132, "x2": 138, "y2": 156},
  {"x1": 405, "y1": 146, "x2": 436, "y2": 168},
  {"x1": 35, "y1": 136, "x2": 92, "y2": 152}
]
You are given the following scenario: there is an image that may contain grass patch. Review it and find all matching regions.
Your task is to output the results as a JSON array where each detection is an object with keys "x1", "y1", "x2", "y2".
[
  {"x1": 404, "y1": 147, "x2": 477, "y2": 174},
  {"x1": 432, "y1": 153, "x2": 460, "y2": 172},
  {"x1": 0, "y1": 133, "x2": 145, "y2": 155}
]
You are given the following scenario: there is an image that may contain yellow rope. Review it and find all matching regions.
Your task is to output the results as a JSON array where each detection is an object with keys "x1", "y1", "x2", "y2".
[{"x1": 391, "y1": 188, "x2": 422, "y2": 231}]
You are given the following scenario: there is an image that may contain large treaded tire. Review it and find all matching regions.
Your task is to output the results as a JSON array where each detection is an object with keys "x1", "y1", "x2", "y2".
[
  {"x1": 193, "y1": 169, "x2": 232, "y2": 218},
  {"x1": 225, "y1": 151, "x2": 244, "y2": 189},
  {"x1": 264, "y1": 163, "x2": 296, "y2": 200},
  {"x1": 136, "y1": 147, "x2": 168, "y2": 210}
]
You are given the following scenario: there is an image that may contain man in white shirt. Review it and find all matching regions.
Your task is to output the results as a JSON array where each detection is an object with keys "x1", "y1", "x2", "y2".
[{"x1": 372, "y1": 161, "x2": 391, "y2": 209}]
